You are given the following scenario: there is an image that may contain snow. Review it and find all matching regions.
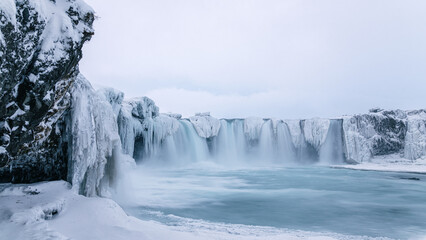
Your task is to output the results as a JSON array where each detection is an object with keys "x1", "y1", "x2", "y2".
[
  {"x1": 25, "y1": 0, "x2": 94, "y2": 66},
  {"x1": 303, "y1": 118, "x2": 330, "y2": 151},
  {"x1": 0, "y1": 181, "x2": 388, "y2": 240},
  {"x1": 0, "y1": 146, "x2": 6, "y2": 154},
  {"x1": 9, "y1": 108, "x2": 25, "y2": 120},
  {"x1": 43, "y1": 90, "x2": 53, "y2": 101},
  {"x1": 164, "y1": 112, "x2": 182, "y2": 119},
  {"x1": 28, "y1": 74, "x2": 37, "y2": 83},
  {"x1": 0, "y1": 0, "x2": 17, "y2": 26},
  {"x1": 189, "y1": 113, "x2": 221, "y2": 138},
  {"x1": 69, "y1": 74, "x2": 121, "y2": 196},
  {"x1": 333, "y1": 155, "x2": 426, "y2": 174}
]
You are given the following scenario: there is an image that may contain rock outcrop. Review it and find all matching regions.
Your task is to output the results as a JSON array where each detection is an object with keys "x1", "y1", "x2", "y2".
[{"x1": 0, "y1": 0, "x2": 97, "y2": 188}]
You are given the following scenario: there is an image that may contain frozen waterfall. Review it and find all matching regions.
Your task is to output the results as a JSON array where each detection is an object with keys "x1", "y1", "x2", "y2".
[{"x1": 125, "y1": 115, "x2": 348, "y2": 166}]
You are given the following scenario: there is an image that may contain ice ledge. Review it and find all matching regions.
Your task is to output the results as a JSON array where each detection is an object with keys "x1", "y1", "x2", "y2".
[{"x1": 189, "y1": 113, "x2": 221, "y2": 138}]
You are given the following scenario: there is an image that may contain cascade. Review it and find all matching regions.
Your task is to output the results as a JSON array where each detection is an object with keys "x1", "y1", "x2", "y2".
[
  {"x1": 319, "y1": 119, "x2": 346, "y2": 164},
  {"x1": 126, "y1": 116, "x2": 347, "y2": 166}
]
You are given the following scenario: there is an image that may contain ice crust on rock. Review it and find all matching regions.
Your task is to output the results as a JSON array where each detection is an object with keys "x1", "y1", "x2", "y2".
[
  {"x1": 189, "y1": 113, "x2": 221, "y2": 138},
  {"x1": 244, "y1": 117, "x2": 264, "y2": 141},
  {"x1": 342, "y1": 116, "x2": 374, "y2": 163},
  {"x1": 342, "y1": 110, "x2": 406, "y2": 163},
  {"x1": 302, "y1": 118, "x2": 330, "y2": 151},
  {"x1": 97, "y1": 88, "x2": 124, "y2": 118},
  {"x1": 0, "y1": 0, "x2": 17, "y2": 27},
  {"x1": 117, "y1": 97, "x2": 180, "y2": 159}
]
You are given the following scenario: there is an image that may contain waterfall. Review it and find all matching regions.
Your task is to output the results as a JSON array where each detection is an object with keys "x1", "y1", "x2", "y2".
[
  {"x1": 319, "y1": 119, "x2": 346, "y2": 164},
  {"x1": 126, "y1": 116, "x2": 347, "y2": 167}
]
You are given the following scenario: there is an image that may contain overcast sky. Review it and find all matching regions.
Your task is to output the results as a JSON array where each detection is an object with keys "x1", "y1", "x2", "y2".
[{"x1": 80, "y1": 0, "x2": 426, "y2": 119}]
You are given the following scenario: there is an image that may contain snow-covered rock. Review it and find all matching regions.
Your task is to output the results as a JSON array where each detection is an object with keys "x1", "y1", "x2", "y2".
[
  {"x1": 0, "y1": 0, "x2": 94, "y2": 183},
  {"x1": 342, "y1": 110, "x2": 407, "y2": 163},
  {"x1": 189, "y1": 113, "x2": 221, "y2": 138}
]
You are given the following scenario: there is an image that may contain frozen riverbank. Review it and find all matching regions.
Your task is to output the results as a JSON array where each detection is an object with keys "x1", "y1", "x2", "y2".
[
  {"x1": 0, "y1": 180, "x2": 396, "y2": 240},
  {"x1": 332, "y1": 155, "x2": 426, "y2": 174}
]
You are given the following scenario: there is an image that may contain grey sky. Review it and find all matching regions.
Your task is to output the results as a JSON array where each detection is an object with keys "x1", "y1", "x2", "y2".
[{"x1": 80, "y1": 0, "x2": 426, "y2": 119}]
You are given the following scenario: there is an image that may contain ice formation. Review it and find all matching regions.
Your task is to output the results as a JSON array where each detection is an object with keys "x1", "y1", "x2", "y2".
[
  {"x1": 189, "y1": 112, "x2": 221, "y2": 138},
  {"x1": 302, "y1": 118, "x2": 330, "y2": 151},
  {"x1": 69, "y1": 75, "x2": 120, "y2": 196},
  {"x1": 244, "y1": 117, "x2": 265, "y2": 142},
  {"x1": 114, "y1": 97, "x2": 180, "y2": 161},
  {"x1": 404, "y1": 110, "x2": 426, "y2": 160}
]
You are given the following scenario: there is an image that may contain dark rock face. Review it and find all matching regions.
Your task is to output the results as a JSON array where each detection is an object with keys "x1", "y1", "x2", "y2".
[{"x1": 0, "y1": 0, "x2": 94, "y2": 183}]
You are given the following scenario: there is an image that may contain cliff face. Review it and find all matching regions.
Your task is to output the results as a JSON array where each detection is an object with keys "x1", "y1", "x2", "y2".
[{"x1": 0, "y1": 0, "x2": 94, "y2": 183}]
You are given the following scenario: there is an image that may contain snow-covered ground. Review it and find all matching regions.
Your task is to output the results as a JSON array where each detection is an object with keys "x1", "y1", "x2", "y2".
[
  {"x1": 332, "y1": 155, "x2": 426, "y2": 174},
  {"x1": 0, "y1": 181, "x2": 390, "y2": 240}
]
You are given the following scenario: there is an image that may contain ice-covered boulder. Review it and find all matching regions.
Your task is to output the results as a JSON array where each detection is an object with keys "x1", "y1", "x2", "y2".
[
  {"x1": 189, "y1": 112, "x2": 221, "y2": 138},
  {"x1": 0, "y1": 0, "x2": 94, "y2": 183},
  {"x1": 128, "y1": 97, "x2": 159, "y2": 120}
]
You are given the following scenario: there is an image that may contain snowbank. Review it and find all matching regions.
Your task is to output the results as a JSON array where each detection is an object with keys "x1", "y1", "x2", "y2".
[{"x1": 332, "y1": 155, "x2": 426, "y2": 174}]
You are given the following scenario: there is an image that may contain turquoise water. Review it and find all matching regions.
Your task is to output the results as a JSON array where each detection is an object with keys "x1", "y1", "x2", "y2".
[{"x1": 121, "y1": 166, "x2": 426, "y2": 239}]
